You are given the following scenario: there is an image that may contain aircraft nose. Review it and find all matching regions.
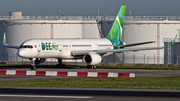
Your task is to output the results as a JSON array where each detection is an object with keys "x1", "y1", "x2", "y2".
[{"x1": 17, "y1": 49, "x2": 26, "y2": 57}]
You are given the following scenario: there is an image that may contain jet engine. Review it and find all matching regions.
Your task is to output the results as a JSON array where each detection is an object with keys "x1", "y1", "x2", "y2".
[
  {"x1": 35, "y1": 58, "x2": 46, "y2": 64},
  {"x1": 83, "y1": 53, "x2": 102, "y2": 65}
]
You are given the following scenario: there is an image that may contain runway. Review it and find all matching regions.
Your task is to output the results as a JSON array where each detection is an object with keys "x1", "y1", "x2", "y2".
[
  {"x1": 0, "y1": 67, "x2": 180, "y2": 101},
  {"x1": 0, "y1": 87, "x2": 179, "y2": 101}
]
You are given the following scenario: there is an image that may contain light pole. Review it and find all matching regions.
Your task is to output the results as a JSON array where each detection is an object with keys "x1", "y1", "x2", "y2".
[
  {"x1": 98, "y1": 9, "x2": 100, "y2": 17},
  {"x1": 122, "y1": 28, "x2": 126, "y2": 42},
  {"x1": 122, "y1": 28, "x2": 126, "y2": 63},
  {"x1": 177, "y1": 29, "x2": 180, "y2": 41},
  {"x1": 57, "y1": 8, "x2": 61, "y2": 16},
  {"x1": 176, "y1": 29, "x2": 180, "y2": 65},
  {"x1": 129, "y1": 10, "x2": 131, "y2": 17}
]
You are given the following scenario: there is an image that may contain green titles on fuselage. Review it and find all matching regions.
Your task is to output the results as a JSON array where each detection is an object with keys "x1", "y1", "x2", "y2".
[{"x1": 41, "y1": 42, "x2": 59, "y2": 51}]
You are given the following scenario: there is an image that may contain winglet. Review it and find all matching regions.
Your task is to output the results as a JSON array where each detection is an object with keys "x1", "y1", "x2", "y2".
[
  {"x1": 171, "y1": 34, "x2": 178, "y2": 46},
  {"x1": 3, "y1": 32, "x2": 6, "y2": 45},
  {"x1": 2, "y1": 32, "x2": 19, "y2": 49}
]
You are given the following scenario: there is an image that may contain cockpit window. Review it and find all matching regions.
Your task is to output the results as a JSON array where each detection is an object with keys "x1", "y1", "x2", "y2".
[{"x1": 20, "y1": 45, "x2": 33, "y2": 49}]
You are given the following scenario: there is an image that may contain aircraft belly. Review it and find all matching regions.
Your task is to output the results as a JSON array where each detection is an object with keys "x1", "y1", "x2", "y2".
[
  {"x1": 37, "y1": 51, "x2": 57, "y2": 58},
  {"x1": 57, "y1": 52, "x2": 72, "y2": 59}
]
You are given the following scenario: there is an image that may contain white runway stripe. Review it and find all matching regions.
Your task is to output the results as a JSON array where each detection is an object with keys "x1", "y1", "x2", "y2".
[
  {"x1": 87, "y1": 72, "x2": 97, "y2": 77},
  {"x1": 0, "y1": 94, "x2": 93, "y2": 98},
  {"x1": 26, "y1": 71, "x2": 36, "y2": 75},
  {"x1": 130, "y1": 73, "x2": 135, "y2": 77},
  {"x1": 45, "y1": 71, "x2": 57, "y2": 76},
  {"x1": 67, "y1": 72, "x2": 77, "y2": 76},
  {"x1": 6, "y1": 70, "x2": 16, "y2": 75}
]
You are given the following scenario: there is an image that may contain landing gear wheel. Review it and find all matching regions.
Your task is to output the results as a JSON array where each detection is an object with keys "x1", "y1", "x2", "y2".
[
  {"x1": 57, "y1": 59, "x2": 66, "y2": 68},
  {"x1": 87, "y1": 65, "x2": 96, "y2": 69},
  {"x1": 93, "y1": 65, "x2": 96, "y2": 69},
  {"x1": 31, "y1": 66, "x2": 36, "y2": 70},
  {"x1": 56, "y1": 63, "x2": 66, "y2": 68},
  {"x1": 87, "y1": 65, "x2": 91, "y2": 69},
  {"x1": 62, "y1": 64, "x2": 66, "y2": 68},
  {"x1": 56, "y1": 64, "x2": 59, "y2": 67}
]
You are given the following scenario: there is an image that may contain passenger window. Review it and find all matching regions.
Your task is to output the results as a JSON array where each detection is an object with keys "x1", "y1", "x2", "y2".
[
  {"x1": 23, "y1": 46, "x2": 27, "y2": 48},
  {"x1": 21, "y1": 45, "x2": 33, "y2": 49}
]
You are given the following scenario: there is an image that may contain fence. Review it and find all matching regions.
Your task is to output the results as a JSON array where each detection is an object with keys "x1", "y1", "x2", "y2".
[
  {"x1": 0, "y1": 16, "x2": 180, "y2": 21},
  {"x1": 104, "y1": 54, "x2": 165, "y2": 65}
]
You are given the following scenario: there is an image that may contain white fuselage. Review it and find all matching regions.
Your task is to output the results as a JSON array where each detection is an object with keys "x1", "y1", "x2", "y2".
[{"x1": 17, "y1": 38, "x2": 113, "y2": 59}]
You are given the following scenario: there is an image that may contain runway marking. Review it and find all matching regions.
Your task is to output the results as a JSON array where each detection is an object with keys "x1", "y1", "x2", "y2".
[{"x1": 0, "y1": 94, "x2": 93, "y2": 98}]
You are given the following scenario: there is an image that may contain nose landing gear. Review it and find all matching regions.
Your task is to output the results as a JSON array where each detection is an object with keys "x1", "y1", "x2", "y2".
[{"x1": 31, "y1": 58, "x2": 36, "y2": 70}]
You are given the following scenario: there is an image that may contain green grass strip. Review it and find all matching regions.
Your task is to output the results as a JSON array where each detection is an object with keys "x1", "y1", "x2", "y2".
[
  {"x1": 0, "y1": 76, "x2": 180, "y2": 90},
  {"x1": 1, "y1": 64, "x2": 180, "y2": 70},
  {"x1": 70, "y1": 65, "x2": 180, "y2": 70}
]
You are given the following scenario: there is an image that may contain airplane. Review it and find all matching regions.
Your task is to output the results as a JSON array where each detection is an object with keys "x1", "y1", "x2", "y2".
[{"x1": 3, "y1": 5, "x2": 177, "y2": 70}]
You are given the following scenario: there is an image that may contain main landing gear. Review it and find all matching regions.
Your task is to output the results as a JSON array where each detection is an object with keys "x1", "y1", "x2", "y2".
[
  {"x1": 56, "y1": 59, "x2": 66, "y2": 68},
  {"x1": 87, "y1": 65, "x2": 96, "y2": 69},
  {"x1": 31, "y1": 58, "x2": 36, "y2": 70}
]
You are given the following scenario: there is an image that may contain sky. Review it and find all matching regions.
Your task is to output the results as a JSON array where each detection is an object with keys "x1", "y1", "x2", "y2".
[{"x1": 0, "y1": 0, "x2": 180, "y2": 16}]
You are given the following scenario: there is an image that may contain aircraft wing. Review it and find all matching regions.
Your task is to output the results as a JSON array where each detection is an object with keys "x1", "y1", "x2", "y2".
[
  {"x1": 119, "y1": 41, "x2": 155, "y2": 48},
  {"x1": 71, "y1": 46, "x2": 164, "y2": 56},
  {"x1": 3, "y1": 33, "x2": 19, "y2": 49},
  {"x1": 72, "y1": 34, "x2": 178, "y2": 56},
  {"x1": 3, "y1": 44, "x2": 19, "y2": 49}
]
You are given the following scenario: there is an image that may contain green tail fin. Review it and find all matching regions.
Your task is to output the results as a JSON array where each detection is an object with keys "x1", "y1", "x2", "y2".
[
  {"x1": 106, "y1": 5, "x2": 126, "y2": 41},
  {"x1": 3, "y1": 32, "x2": 6, "y2": 44}
]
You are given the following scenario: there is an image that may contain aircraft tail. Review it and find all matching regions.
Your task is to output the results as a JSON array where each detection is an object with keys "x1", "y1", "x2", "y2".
[{"x1": 106, "y1": 5, "x2": 126, "y2": 41}]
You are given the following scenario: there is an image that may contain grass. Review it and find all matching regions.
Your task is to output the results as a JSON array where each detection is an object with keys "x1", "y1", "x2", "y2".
[
  {"x1": 0, "y1": 64, "x2": 55, "y2": 68},
  {"x1": 0, "y1": 76, "x2": 180, "y2": 90},
  {"x1": 1, "y1": 64, "x2": 180, "y2": 70},
  {"x1": 69, "y1": 65, "x2": 180, "y2": 70}
]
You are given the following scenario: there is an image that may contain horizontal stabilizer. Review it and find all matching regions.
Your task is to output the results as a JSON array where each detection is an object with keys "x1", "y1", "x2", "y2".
[{"x1": 119, "y1": 41, "x2": 155, "y2": 48}]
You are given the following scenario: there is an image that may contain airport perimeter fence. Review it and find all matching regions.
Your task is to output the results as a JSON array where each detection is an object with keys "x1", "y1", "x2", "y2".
[
  {"x1": 0, "y1": 15, "x2": 179, "y2": 21},
  {"x1": 0, "y1": 53, "x2": 180, "y2": 66}
]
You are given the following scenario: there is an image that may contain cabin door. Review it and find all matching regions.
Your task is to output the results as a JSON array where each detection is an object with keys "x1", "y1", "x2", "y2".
[
  {"x1": 92, "y1": 43, "x2": 98, "y2": 50},
  {"x1": 36, "y1": 41, "x2": 41, "y2": 52}
]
